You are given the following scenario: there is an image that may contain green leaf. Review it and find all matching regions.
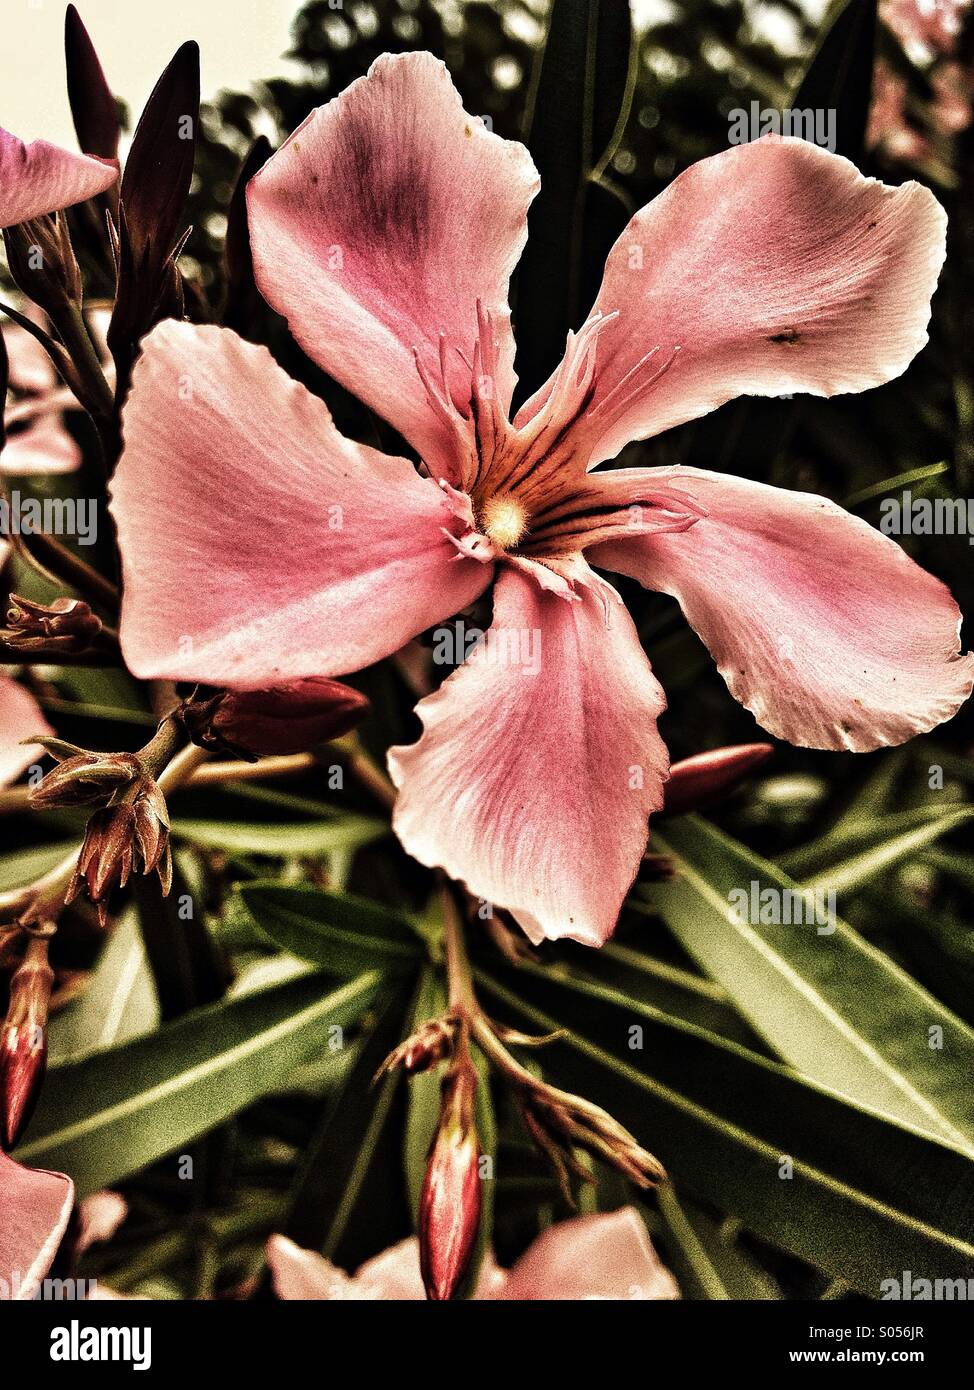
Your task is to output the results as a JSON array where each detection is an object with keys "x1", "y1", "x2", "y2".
[
  {"x1": 172, "y1": 815, "x2": 385, "y2": 856},
  {"x1": 647, "y1": 816, "x2": 974, "y2": 1149},
  {"x1": 47, "y1": 910, "x2": 159, "y2": 1061},
  {"x1": 653, "y1": 1187, "x2": 781, "y2": 1301},
  {"x1": 779, "y1": 804, "x2": 957, "y2": 880},
  {"x1": 17, "y1": 970, "x2": 384, "y2": 1194},
  {"x1": 790, "y1": 0, "x2": 877, "y2": 163},
  {"x1": 515, "y1": 0, "x2": 636, "y2": 398},
  {"x1": 476, "y1": 970, "x2": 974, "y2": 1293},
  {"x1": 237, "y1": 881, "x2": 422, "y2": 978},
  {"x1": 281, "y1": 992, "x2": 414, "y2": 1266},
  {"x1": 0, "y1": 840, "x2": 77, "y2": 891},
  {"x1": 803, "y1": 807, "x2": 974, "y2": 896}
]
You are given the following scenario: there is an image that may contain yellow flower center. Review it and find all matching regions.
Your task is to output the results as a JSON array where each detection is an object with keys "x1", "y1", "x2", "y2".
[{"x1": 480, "y1": 495, "x2": 528, "y2": 550}]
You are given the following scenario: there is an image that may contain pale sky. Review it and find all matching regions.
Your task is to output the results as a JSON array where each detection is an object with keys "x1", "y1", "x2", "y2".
[{"x1": 1, "y1": 0, "x2": 300, "y2": 147}]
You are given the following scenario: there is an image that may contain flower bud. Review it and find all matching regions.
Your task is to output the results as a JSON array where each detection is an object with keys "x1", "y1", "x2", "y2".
[
  {"x1": 1, "y1": 937, "x2": 53, "y2": 1149},
  {"x1": 3, "y1": 214, "x2": 82, "y2": 315},
  {"x1": 29, "y1": 744, "x2": 141, "y2": 812},
  {"x1": 5, "y1": 594, "x2": 103, "y2": 654},
  {"x1": 419, "y1": 1064, "x2": 482, "y2": 1301},
  {"x1": 181, "y1": 679, "x2": 370, "y2": 759},
  {"x1": 377, "y1": 1017, "x2": 456, "y2": 1081},
  {"x1": 663, "y1": 743, "x2": 774, "y2": 817},
  {"x1": 67, "y1": 779, "x2": 172, "y2": 924}
]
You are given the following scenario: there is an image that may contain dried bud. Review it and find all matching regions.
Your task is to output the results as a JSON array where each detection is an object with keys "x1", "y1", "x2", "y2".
[
  {"x1": 419, "y1": 1064, "x2": 482, "y2": 1301},
  {"x1": 67, "y1": 779, "x2": 172, "y2": 924},
  {"x1": 524, "y1": 1087, "x2": 665, "y2": 1194},
  {"x1": 5, "y1": 594, "x2": 103, "y2": 653},
  {"x1": 3, "y1": 215, "x2": 82, "y2": 315},
  {"x1": 29, "y1": 744, "x2": 141, "y2": 811},
  {"x1": 377, "y1": 1017, "x2": 457, "y2": 1081},
  {"x1": 181, "y1": 679, "x2": 370, "y2": 759},
  {"x1": 663, "y1": 743, "x2": 774, "y2": 817},
  {"x1": 1, "y1": 937, "x2": 53, "y2": 1149}
]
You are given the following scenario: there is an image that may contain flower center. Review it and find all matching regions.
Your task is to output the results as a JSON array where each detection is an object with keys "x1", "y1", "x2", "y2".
[{"x1": 478, "y1": 494, "x2": 527, "y2": 550}]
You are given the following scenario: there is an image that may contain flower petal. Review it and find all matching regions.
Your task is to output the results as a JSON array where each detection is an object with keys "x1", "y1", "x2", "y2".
[
  {"x1": 498, "y1": 1208, "x2": 679, "y2": 1301},
  {"x1": 518, "y1": 136, "x2": 946, "y2": 468},
  {"x1": 110, "y1": 322, "x2": 491, "y2": 687},
  {"x1": 0, "y1": 1151, "x2": 74, "y2": 1301},
  {"x1": 247, "y1": 52, "x2": 539, "y2": 484},
  {"x1": 0, "y1": 128, "x2": 117, "y2": 229},
  {"x1": 389, "y1": 565, "x2": 669, "y2": 946},
  {"x1": 0, "y1": 665, "x2": 53, "y2": 787},
  {"x1": 591, "y1": 467, "x2": 974, "y2": 751}
]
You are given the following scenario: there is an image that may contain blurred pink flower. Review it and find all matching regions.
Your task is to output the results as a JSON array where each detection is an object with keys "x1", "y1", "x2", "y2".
[
  {"x1": 267, "y1": 1207, "x2": 679, "y2": 1301},
  {"x1": 882, "y1": 0, "x2": 971, "y2": 58},
  {"x1": 109, "y1": 53, "x2": 973, "y2": 946},
  {"x1": 867, "y1": 61, "x2": 933, "y2": 161},
  {"x1": 2, "y1": 308, "x2": 113, "y2": 477}
]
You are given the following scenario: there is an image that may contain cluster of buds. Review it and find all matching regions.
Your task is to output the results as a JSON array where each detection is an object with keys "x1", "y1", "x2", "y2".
[
  {"x1": 4, "y1": 594, "x2": 104, "y2": 655},
  {"x1": 1, "y1": 935, "x2": 53, "y2": 1149},
  {"x1": 376, "y1": 1015, "x2": 458, "y2": 1079},
  {"x1": 180, "y1": 678, "x2": 370, "y2": 760},
  {"x1": 418, "y1": 1058, "x2": 483, "y2": 1301},
  {"x1": 29, "y1": 739, "x2": 172, "y2": 924},
  {"x1": 66, "y1": 779, "x2": 172, "y2": 925}
]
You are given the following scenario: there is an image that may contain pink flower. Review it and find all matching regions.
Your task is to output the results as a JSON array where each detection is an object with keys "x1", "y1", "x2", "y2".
[
  {"x1": 882, "y1": 0, "x2": 971, "y2": 58},
  {"x1": 0, "y1": 1148, "x2": 74, "y2": 1301},
  {"x1": 109, "y1": 53, "x2": 973, "y2": 946},
  {"x1": 0, "y1": 549, "x2": 53, "y2": 787},
  {"x1": 0, "y1": 126, "x2": 116, "y2": 230},
  {"x1": 266, "y1": 1206, "x2": 679, "y2": 1301},
  {"x1": 2, "y1": 308, "x2": 113, "y2": 476}
]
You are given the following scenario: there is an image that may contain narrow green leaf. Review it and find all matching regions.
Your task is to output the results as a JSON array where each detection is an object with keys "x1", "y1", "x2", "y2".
[
  {"x1": 172, "y1": 815, "x2": 385, "y2": 856},
  {"x1": 804, "y1": 807, "x2": 974, "y2": 896},
  {"x1": 238, "y1": 881, "x2": 422, "y2": 977},
  {"x1": 477, "y1": 972, "x2": 974, "y2": 1293},
  {"x1": 648, "y1": 816, "x2": 974, "y2": 1149},
  {"x1": 18, "y1": 970, "x2": 383, "y2": 1193},
  {"x1": 779, "y1": 804, "x2": 957, "y2": 880}
]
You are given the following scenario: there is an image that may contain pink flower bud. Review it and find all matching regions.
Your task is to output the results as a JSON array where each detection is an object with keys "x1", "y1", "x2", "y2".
[
  {"x1": 1, "y1": 938, "x2": 53, "y2": 1149},
  {"x1": 418, "y1": 1066, "x2": 482, "y2": 1301},
  {"x1": 181, "y1": 679, "x2": 370, "y2": 758},
  {"x1": 663, "y1": 743, "x2": 773, "y2": 816}
]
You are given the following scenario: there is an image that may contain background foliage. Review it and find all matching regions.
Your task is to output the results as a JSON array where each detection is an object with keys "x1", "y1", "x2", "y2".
[{"x1": 3, "y1": 0, "x2": 974, "y2": 1300}]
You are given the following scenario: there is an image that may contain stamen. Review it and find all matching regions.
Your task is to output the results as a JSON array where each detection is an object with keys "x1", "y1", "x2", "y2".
[{"x1": 480, "y1": 495, "x2": 528, "y2": 550}]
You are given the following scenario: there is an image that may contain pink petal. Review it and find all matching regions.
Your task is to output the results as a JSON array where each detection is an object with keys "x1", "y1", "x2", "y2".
[
  {"x1": 1, "y1": 412, "x2": 81, "y2": 475},
  {"x1": 519, "y1": 136, "x2": 946, "y2": 468},
  {"x1": 0, "y1": 128, "x2": 117, "y2": 229},
  {"x1": 499, "y1": 1208, "x2": 679, "y2": 1301},
  {"x1": 0, "y1": 1150, "x2": 74, "y2": 1301},
  {"x1": 247, "y1": 52, "x2": 539, "y2": 486},
  {"x1": 389, "y1": 565, "x2": 669, "y2": 946},
  {"x1": 266, "y1": 1235, "x2": 364, "y2": 1300},
  {"x1": 0, "y1": 663, "x2": 53, "y2": 787},
  {"x1": 591, "y1": 467, "x2": 974, "y2": 751},
  {"x1": 76, "y1": 1190, "x2": 127, "y2": 1254},
  {"x1": 109, "y1": 322, "x2": 491, "y2": 687}
]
